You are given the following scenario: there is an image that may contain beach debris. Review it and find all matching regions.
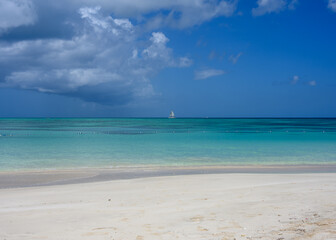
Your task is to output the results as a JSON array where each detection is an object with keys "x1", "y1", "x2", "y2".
[
  {"x1": 295, "y1": 228, "x2": 306, "y2": 234},
  {"x1": 197, "y1": 226, "x2": 208, "y2": 231},
  {"x1": 190, "y1": 215, "x2": 204, "y2": 222}
]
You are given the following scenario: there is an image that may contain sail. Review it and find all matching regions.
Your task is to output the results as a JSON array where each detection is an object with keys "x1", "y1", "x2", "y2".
[{"x1": 169, "y1": 111, "x2": 175, "y2": 118}]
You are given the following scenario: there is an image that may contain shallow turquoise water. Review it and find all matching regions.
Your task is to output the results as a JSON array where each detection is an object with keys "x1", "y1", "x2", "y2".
[{"x1": 0, "y1": 118, "x2": 336, "y2": 171}]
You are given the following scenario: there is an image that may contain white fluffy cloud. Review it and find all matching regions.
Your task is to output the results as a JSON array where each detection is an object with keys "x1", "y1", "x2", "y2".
[
  {"x1": 43, "y1": 0, "x2": 237, "y2": 29},
  {"x1": 143, "y1": 32, "x2": 171, "y2": 60},
  {"x1": 252, "y1": 0, "x2": 296, "y2": 16},
  {"x1": 141, "y1": 0, "x2": 238, "y2": 29},
  {"x1": 72, "y1": 0, "x2": 236, "y2": 17},
  {"x1": 0, "y1": 0, "x2": 37, "y2": 32},
  {"x1": 0, "y1": 7, "x2": 190, "y2": 105},
  {"x1": 329, "y1": 0, "x2": 336, "y2": 12},
  {"x1": 194, "y1": 69, "x2": 225, "y2": 80},
  {"x1": 0, "y1": 1, "x2": 235, "y2": 105},
  {"x1": 11, "y1": 0, "x2": 238, "y2": 33}
]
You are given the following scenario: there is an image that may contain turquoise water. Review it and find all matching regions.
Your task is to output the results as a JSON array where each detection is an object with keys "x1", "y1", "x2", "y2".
[{"x1": 0, "y1": 118, "x2": 336, "y2": 171}]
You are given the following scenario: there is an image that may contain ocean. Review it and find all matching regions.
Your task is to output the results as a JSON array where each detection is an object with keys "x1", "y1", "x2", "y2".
[{"x1": 0, "y1": 118, "x2": 336, "y2": 171}]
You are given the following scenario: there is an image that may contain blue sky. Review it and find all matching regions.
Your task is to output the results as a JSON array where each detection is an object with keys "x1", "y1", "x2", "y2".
[{"x1": 0, "y1": 0, "x2": 335, "y2": 117}]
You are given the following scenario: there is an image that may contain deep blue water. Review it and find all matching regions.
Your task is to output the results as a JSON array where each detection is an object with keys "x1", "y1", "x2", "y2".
[{"x1": 0, "y1": 118, "x2": 336, "y2": 171}]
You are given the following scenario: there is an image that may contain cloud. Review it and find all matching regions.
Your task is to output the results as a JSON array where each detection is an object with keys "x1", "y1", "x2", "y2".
[
  {"x1": 208, "y1": 50, "x2": 226, "y2": 61},
  {"x1": 0, "y1": 0, "x2": 37, "y2": 33},
  {"x1": 273, "y1": 75, "x2": 316, "y2": 86},
  {"x1": 252, "y1": 0, "x2": 297, "y2": 16},
  {"x1": 1, "y1": 0, "x2": 238, "y2": 40},
  {"x1": 194, "y1": 69, "x2": 225, "y2": 80},
  {"x1": 290, "y1": 75, "x2": 316, "y2": 86},
  {"x1": 179, "y1": 57, "x2": 193, "y2": 67},
  {"x1": 0, "y1": 1, "x2": 235, "y2": 106},
  {"x1": 288, "y1": 0, "x2": 299, "y2": 10},
  {"x1": 291, "y1": 75, "x2": 299, "y2": 84},
  {"x1": 72, "y1": 0, "x2": 238, "y2": 29},
  {"x1": 229, "y1": 52, "x2": 243, "y2": 64},
  {"x1": 0, "y1": 1, "x2": 236, "y2": 106},
  {"x1": 142, "y1": 0, "x2": 238, "y2": 29},
  {"x1": 308, "y1": 80, "x2": 316, "y2": 86},
  {"x1": 143, "y1": 32, "x2": 171, "y2": 60},
  {"x1": 0, "y1": 7, "x2": 189, "y2": 105},
  {"x1": 208, "y1": 51, "x2": 217, "y2": 60},
  {"x1": 328, "y1": 0, "x2": 336, "y2": 12},
  {"x1": 51, "y1": 0, "x2": 237, "y2": 18}
]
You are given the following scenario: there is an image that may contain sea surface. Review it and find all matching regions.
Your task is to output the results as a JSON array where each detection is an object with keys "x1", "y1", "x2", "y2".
[{"x1": 0, "y1": 118, "x2": 336, "y2": 171}]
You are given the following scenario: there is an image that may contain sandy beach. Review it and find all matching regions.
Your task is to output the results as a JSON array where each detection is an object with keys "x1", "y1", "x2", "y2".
[
  {"x1": 1, "y1": 170, "x2": 336, "y2": 240},
  {"x1": 1, "y1": 0, "x2": 336, "y2": 238}
]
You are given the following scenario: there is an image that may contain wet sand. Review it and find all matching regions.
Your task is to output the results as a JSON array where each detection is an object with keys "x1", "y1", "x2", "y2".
[
  {"x1": 1, "y1": 164, "x2": 336, "y2": 188},
  {"x1": 0, "y1": 169, "x2": 336, "y2": 239}
]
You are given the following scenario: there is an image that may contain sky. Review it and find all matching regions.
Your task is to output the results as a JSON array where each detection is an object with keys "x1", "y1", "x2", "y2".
[{"x1": 0, "y1": 0, "x2": 335, "y2": 117}]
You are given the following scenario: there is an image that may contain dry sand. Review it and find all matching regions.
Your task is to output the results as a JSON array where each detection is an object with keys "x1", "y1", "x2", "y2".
[{"x1": 0, "y1": 173, "x2": 336, "y2": 239}]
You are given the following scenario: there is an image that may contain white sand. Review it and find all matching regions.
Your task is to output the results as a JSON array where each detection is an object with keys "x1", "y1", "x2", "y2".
[{"x1": 0, "y1": 173, "x2": 336, "y2": 240}]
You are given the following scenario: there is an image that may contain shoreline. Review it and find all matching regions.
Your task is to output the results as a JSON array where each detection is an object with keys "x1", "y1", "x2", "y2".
[{"x1": 1, "y1": 164, "x2": 336, "y2": 189}]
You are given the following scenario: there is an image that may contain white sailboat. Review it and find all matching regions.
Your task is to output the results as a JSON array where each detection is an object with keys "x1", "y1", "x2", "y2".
[{"x1": 168, "y1": 111, "x2": 175, "y2": 118}]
